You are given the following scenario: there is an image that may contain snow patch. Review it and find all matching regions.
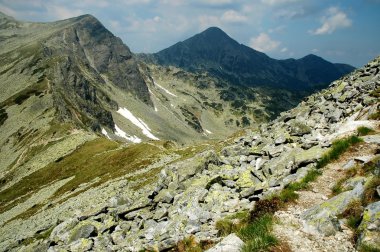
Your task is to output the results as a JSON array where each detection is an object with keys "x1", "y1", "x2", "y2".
[
  {"x1": 101, "y1": 128, "x2": 111, "y2": 140},
  {"x1": 117, "y1": 107, "x2": 159, "y2": 140},
  {"x1": 153, "y1": 79, "x2": 177, "y2": 97},
  {"x1": 204, "y1": 129, "x2": 213, "y2": 134},
  {"x1": 115, "y1": 125, "x2": 142, "y2": 143}
]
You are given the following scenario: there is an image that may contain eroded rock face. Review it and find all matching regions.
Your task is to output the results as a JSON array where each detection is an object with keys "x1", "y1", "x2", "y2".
[{"x1": 3, "y1": 56, "x2": 380, "y2": 251}]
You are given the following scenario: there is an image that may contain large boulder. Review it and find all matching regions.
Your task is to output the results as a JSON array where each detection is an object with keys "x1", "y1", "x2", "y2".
[
  {"x1": 205, "y1": 233, "x2": 244, "y2": 252},
  {"x1": 302, "y1": 182, "x2": 365, "y2": 236},
  {"x1": 357, "y1": 201, "x2": 380, "y2": 250}
]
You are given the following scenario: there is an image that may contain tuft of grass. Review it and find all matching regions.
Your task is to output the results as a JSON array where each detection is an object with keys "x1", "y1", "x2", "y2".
[
  {"x1": 331, "y1": 178, "x2": 346, "y2": 195},
  {"x1": 339, "y1": 200, "x2": 363, "y2": 229},
  {"x1": 215, "y1": 211, "x2": 248, "y2": 236},
  {"x1": 370, "y1": 88, "x2": 380, "y2": 98},
  {"x1": 250, "y1": 197, "x2": 283, "y2": 221},
  {"x1": 176, "y1": 235, "x2": 211, "y2": 252},
  {"x1": 368, "y1": 110, "x2": 380, "y2": 120},
  {"x1": 363, "y1": 177, "x2": 380, "y2": 206},
  {"x1": 362, "y1": 158, "x2": 380, "y2": 175},
  {"x1": 357, "y1": 126, "x2": 375, "y2": 136},
  {"x1": 359, "y1": 244, "x2": 380, "y2": 252},
  {"x1": 287, "y1": 169, "x2": 322, "y2": 191},
  {"x1": 276, "y1": 169, "x2": 322, "y2": 203},
  {"x1": 239, "y1": 214, "x2": 278, "y2": 252},
  {"x1": 317, "y1": 135, "x2": 363, "y2": 168},
  {"x1": 278, "y1": 189, "x2": 299, "y2": 203}
]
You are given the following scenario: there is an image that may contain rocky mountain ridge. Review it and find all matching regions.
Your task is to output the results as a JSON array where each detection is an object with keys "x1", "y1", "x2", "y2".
[
  {"x1": 147, "y1": 27, "x2": 355, "y2": 91},
  {"x1": 1, "y1": 51, "x2": 378, "y2": 251}
]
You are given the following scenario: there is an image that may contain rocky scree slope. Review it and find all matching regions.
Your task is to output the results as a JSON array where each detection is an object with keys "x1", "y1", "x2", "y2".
[{"x1": 2, "y1": 54, "x2": 378, "y2": 251}]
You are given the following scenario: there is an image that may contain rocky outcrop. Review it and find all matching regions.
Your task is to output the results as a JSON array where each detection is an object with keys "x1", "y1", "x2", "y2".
[{"x1": 8, "y1": 56, "x2": 377, "y2": 252}]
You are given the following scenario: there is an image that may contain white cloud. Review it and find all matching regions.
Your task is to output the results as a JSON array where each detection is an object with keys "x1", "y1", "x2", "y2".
[
  {"x1": 196, "y1": 0, "x2": 233, "y2": 5},
  {"x1": 280, "y1": 47, "x2": 288, "y2": 52},
  {"x1": 261, "y1": 0, "x2": 301, "y2": 6},
  {"x1": 198, "y1": 15, "x2": 221, "y2": 29},
  {"x1": 250, "y1": 33, "x2": 281, "y2": 52},
  {"x1": 221, "y1": 10, "x2": 247, "y2": 23},
  {"x1": 45, "y1": 4, "x2": 83, "y2": 20},
  {"x1": 311, "y1": 7, "x2": 352, "y2": 35},
  {"x1": 275, "y1": 8, "x2": 305, "y2": 19}
]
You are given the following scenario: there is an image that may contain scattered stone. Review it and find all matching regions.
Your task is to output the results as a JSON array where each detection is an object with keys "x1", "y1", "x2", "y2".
[{"x1": 205, "y1": 233, "x2": 244, "y2": 252}]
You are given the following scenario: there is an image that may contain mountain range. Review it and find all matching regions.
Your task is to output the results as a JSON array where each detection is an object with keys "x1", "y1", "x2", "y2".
[
  {"x1": 148, "y1": 27, "x2": 355, "y2": 91},
  {"x1": 0, "y1": 10, "x2": 379, "y2": 252}
]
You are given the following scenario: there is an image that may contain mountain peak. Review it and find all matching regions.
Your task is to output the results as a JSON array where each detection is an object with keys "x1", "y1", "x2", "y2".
[{"x1": 201, "y1": 27, "x2": 228, "y2": 36}]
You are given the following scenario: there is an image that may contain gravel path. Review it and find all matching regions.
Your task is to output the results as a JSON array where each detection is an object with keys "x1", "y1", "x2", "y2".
[{"x1": 273, "y1": 142, "x2": 378, "y2": 252}]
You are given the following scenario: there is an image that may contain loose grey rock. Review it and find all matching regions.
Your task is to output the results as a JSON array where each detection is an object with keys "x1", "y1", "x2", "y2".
[{"x1": 205, "y1": 233, "x2": 244, "y2": 252}]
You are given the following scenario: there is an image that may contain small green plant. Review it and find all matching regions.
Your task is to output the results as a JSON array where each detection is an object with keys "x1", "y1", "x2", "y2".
[
  {"x1": 359, "y1": 244, "x2": 380, "y2": 252},
  {"x1": 287, "y1": 169, "x2": 322, "y2": 191},
  {"x1": 250, "y1": 197, "x2": 283, "y2": 220},
  {"x1": 357, "y1": 126, "x2": 375, "y2": 136},
  {"x1": 363, "y1": 177, "x2": 380, "y2": 205},
  {"x1": 215, "y1": 211, "x2": 248, "y2": 236},
  {"x1": 368, "y1": 110, "x2": 380, "y2": 120},
  {"x1": 331, "y1": 178, "x2": 345, "y2": 195},
  {"x1": 278, "y1": 188, "x2": 299, "y2": 203},
  {"x1": 239, "y1": 214, "x2": 278, "y2": 252},
  {"x1": 339, "y1": 200, "x2": 363, "y2": 229},
  {"x1": 317, "y1": 135, "x2": 363, "y2": 168},
  {"x1": 176, "y1": 235, "x2": 203, "y2": 252}
]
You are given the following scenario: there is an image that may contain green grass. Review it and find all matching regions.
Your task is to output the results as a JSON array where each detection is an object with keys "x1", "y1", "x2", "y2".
[
  {"x1": 368, "y1": 110, "x2": 380, "y2": 120},
  {"x1": 360, "y1": 244, "x2": 380, "y2": 252},
  {"x1": 339, "y1": 200, "x2": 363, "y2": 229},
  {"x1": 239, "y1": 214, "x2": 278, "y2": 252},
  {"x1": 357, "y1": 126, "x2": 375, "y2": 136},
  {"x1": 215, "y1": 211, "x2": 249, "y2": 236},
  {"x1": 214, "y1": 168, "x2": 323, "y2": 252},
  {"x1": 331, "y1": 177, "x2": 346, "y2": 195},
  {"x1": 0, "y1": 138, "x2": 165, "y2": 217},
  {"x1": 363, "y1": 176, "x2": 380, "y2": 205},
  {"x1": 287, "y1": 169, "x2": 322, "y2": 191},
  {"x1": 176, "y1": 235, "x2": 214, "y2": 252},
  {"x1": 276, "y1": 169, "x2": 322, "y2": 203},
  {"x1": 317, "y1": 135, "x2": 363, "y2": 168}
]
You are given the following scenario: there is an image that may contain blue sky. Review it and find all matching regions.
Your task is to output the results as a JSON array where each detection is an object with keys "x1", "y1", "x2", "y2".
[{"x1": 1, "y1": 0, "x2": 379, "y2": 67}]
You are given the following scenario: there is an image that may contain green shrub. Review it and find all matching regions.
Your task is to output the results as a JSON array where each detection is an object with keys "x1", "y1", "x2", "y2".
[
  {"x1": 250, "y1": 197, "x2": 283, "y2": 220},
  {"x1": 317, "y1": 135, "x2": 363, "y2": 168},
  {"x1": 357, "y1": 126, "x2": 375, "y2": 136}
]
